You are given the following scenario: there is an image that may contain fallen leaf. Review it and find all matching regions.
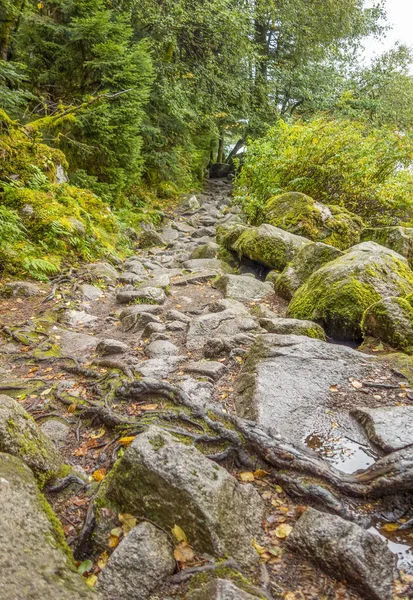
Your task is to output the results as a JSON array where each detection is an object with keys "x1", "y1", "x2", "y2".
[
  {"x1": 252, "y1": 539, "x2": 267, "y2": 555},
  {"x1": 85, "y1": 574, "x2": 97, "y2": 588},
  {"x1": 268, "y1": 546, "x2": 282, "y2": 557},
  {"x1": 274, "y1": 484, "x2": 283, "y2": 494},
  {"x1": 97, "y1": 551, "x2": 109, "y2": 570},
  {"x1": 119, "y1": 436, "x2": 136, "y2": 446},
  {"x1": 68, "y1": 403, "x2": 77, "y2": 413},
  {"x1": 253, "y1": 469, "x2": 270, "y2": 479},
  {"x1": 351, "y1": 380, "x2": 363, "y2": 389},
  {"x1": 77, "y1": 559, "x2": 93, "y2": 575},
  {"x1": 171, "y1": 524, "x2": 187, "y2": 543},
  {"x1": 140, "y1": 404, "x2": 159, "y2": 411},
  {"x1": 329, "y1": 384, "x2": 338, "y2": 392},
  {"x1": 74, "y1": 438, "x2": 99, "y2": 456},
  {"x1": 284, "y1": 593, "x2": 297, "y2": 600},
  {"x1": 119, "y1": 513, "x2": 137, "y2": 534},
  {"x1": 240, "y1": 471, "x2": 255, "y2": 482},
  {"x1": 92, "y1": 468, "x2": 107, "y2": 482},
  {"x1": 275, "y1": 523, "x2": 293, "y2": 539},
  {"x1": 90, "y1": 427, "x2": 106, "y2": 439},
  {"x1": 108, "y1": 535, "x2": 120, "y2": 548},
  {"x1": 382, "y1": 523, "x2": 399, "y2": 532},
  {"x1": 173, "y1": 541, "x2": 195, "y2": 563}
]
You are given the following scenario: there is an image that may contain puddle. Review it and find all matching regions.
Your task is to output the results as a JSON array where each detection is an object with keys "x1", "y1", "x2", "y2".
[
  {"x1": 369, "y1": 526, "x2": 413, "y2": 573},
  {"x1": 305, "y1": 431, "x2": 377, "y2": 474}
]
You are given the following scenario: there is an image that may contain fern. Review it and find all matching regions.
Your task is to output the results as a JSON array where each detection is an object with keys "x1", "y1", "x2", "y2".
[
  {"x1": 22, "y1": 257, "x2": 59, "y2": 279},
  {"x1": 26, "y1": 166, "x2": 51, "y2": 191}
]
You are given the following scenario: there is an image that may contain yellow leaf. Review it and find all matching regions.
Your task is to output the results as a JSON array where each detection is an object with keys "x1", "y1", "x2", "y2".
[
  {"x1": 275, "y1": 524, "x2": 293, "y2": 539},
  {"x1": 91, "y1": 427, "x2": 105, "y2": 439},
  {"x1": 240, "y1": 471, "x2": 255, "y2": 482},
  {"x1": 97, "y1": 551, "x2": 109, "y2": 569},
  {"x1": 140, "y1": 404, "x2": 159, "y2": 411},
  {"x1": 108, "y1": 535, "x2": 120, "y2": 548},
  {"x1": 119, "y1": 513, "x2": 137, "y2": 534},
  {"x1": 351, "y1": 380, "x2": 363, "y2": 389},
  {"x1": 92, "y1": 468, "x2": 106, "y2": 482},
  {"x1": 171, "y1": 524, "x2": 187, "y2": 543},
  {"x1": 284, "y1": 593, "x2": 296, "y2": 600},
  {"x1": 68, "y1": 403, "x2": 77, "y2": 413},
  {"x1": 252, "y1": 539, "x2": 267, "y2": 555},
  {"x1": 173, "y1": 541, "x2": 195, "y2": 563},
  {"x1": 119, "y1": 436, "x2": 136, "y2": 446},
  {"x1": 329, "y1": 385, "x2": 338, "y2": 392},
  {"x1": 253, "y1": 469, "x2": 270, "y2": 479},
  {"x1": 382, "y1": 523, "x2": 399, "y2": 532},
  {"x1": 274, "y1": 485, "x2": 283, "y2": 494},
  {"x1": 85, "y1": 574, "x2": 97, "y2": 588}
]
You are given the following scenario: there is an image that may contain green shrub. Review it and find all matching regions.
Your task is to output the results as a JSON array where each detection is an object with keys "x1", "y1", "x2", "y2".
[{"x1": 234, "y1": 115, "x2": 413, "y2": 226}]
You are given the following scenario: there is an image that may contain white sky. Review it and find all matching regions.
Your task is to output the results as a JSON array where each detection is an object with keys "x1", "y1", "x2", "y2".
[{"x1": 363, "y1": 0, "x2": 413, "y2": 62}]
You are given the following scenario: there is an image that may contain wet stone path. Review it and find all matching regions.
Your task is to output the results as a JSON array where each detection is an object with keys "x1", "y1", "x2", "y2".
[{"x1": 0, "y1": 179, "x2": 413, "y2": 600}]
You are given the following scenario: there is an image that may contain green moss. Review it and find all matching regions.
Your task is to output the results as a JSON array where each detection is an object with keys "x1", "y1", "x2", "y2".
[
  {"x1": 264, "y1": 192, "x2": 363, "y2": 250},
  {"x1": 149, "y1": 434, "x2": 166, "y2": 450},
  {"x1": 189, "y1": 567, "x2": 267, "y2": 599},
  {"x1": 361, "y1": 296, "x2": 413, "y2": 353},
  {"x1": 233, "y1": 227, "x2": 289, "y2": 270},
  {"x1": 39, "y1": 492, "x2": 75, "y2": 565}
]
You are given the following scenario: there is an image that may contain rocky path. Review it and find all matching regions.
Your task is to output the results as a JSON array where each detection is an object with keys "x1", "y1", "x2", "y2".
[{"x1": 1, "y1": 180, "x2": 413, "y2": 600}]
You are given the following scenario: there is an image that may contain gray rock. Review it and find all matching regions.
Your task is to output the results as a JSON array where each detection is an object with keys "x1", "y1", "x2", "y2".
[
  {"x1": 172, "y1": 271, "x2": 222, "y2": 286},
  {"x1": 96, "y1": 426, "x2": 263, "y2": 567},
  {"x1": 234, "y1": 334, "x2": 371, "y2": 444},
  {"x1": 0, "y1": 453, "x2": 96, "y2": 600},
  {"x1": 62, "y1": 310, "x2": 98, "y2": 327},
  {"x1": 116, "y1": 286, "x2": 166, "y2": 305},
  {"x1": 88, "y1": 262, "x2": 118, "y2": 282},
  {"x1": 139, "y1": 273, "x2": 170, "y2": 289},
  {"x1": 184, "y1": 258, "x2": 230, "y2": 274},
  {"x1": 190, "y1": 242, "x2": 219, "y2": 259},
  {"x1": 121, "y1": 310, "x2": 161, "y2": 333},
  {"x1": 145, "y1": 340, "x2": 180, "y2": 357},
  {"x1": 96, "y1": 522, "x2": 175, "y2": 600},
  {"x1": 361, "y1": 296, "x2": 413, "y2": 353},
  {"x1": 288, "y1": 242, "x2": 413, "y2": 339},
  {"x1": 231, "y1": 224, "x2": 309, "y2": 270},
  {"x1": 259, "y1": 317, "x2": 325, "y2": 340},
  {"x1": 142, "y1": 322, "x2": 166, "y2": 337},
  {"x1": 118, "y1": 271, "x2": 144, "y2": 285},
  {"x1": 40, "y1": 418, "x2": 70, "y2": 447},
  {"x1": 0, "y1": 394, "x2": 63, "y2": 481},
  {"x1": 361, "y1": 226, "x2": 413, "y2": 267},
  {"x1": 138, "y1": 229, "x2": 165, "y2": 248},
  {"x1": 215, "y1": 274, "x2": 272, "y2": 302},
  {"x1": 180, "y1": 194, "x2": 200, "y2": 213},
  {"x1": 51, "y1": 327, "x2": 97, "y2": 359},
  {"x1": 167, "y1": 320, "x2": 188, "y2": 331},
  {"x1": 97, "y1": 338, "x2": 129, "y2": 356},
  {"x1": 192, "y1": 226, "x2": 215, "y2": 238},
  {"x1": 166, "y1": 309, "x2": 192, "y2": 324},
  {"x1": 1, "y1": 280, "x2": 42, "y2": 298},
  {"x1": 69, "y1": 217, "x2": 86, "y2": 235},
  {"x1": 123, "y1": 259, "x2": 147, "y2": 276},
  {"x1": 161, "y1": 225, "x2": 180, "y2": 243},
  {"x1": 275, "y1": 241, "x2": 343, "y2": 300},
  {"x1": 187, "y1": 579, "x2": 261, "y2": 600},
  {"x1": 186, "y1": 360, "x2": 227, "y2": 381},
  {"x1": 80, "y1": 284, "x2": 104, "y2": 301},
  {"x1": 288, "y1": 508, "x2": 396, "y2": 600},
  {"x1": 178, "y1": 377, "x2": 214, "y2": 407},
  {"x1": 172, "y1": 221, "x2": 195, "y2": 234},
  {"x1": 186, "y1": 304, "x2": 258, "y2": 351},
  {"x1": 135, "y1": 357, "x2": 184, "y2": 378},
  {"x1": 352, "y1": 406, "x2": 413, "y2": 452}
]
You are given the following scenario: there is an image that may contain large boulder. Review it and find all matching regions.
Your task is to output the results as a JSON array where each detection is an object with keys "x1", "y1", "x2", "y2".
[
  {"x1": 95, "y1": 426, "x2": 264, "y2": 567},
  {"x1": 187, "y1": 579, "x2": 262, "y2": 600},
  {"x1": 288, "y1": 508, "x2": 396, "y2": 600},
  {"x1": 361, "y1": 295, "x2": 413, "y2": 353},
  {"x1": 0, "y1": 453, "x2": 96, "y2": 600},
  {"x1": 288, "y1": 242, "x2": 413, "y2": 340},
  {"x1": 264, "y1": 192, "x2": 363, "y2": 250},
  {"x1": 361, "y1": 226, "x2": 413, "y2": 267},
  {"x1": 96, "y1": 521, "x2": 175, "y2": 600},
  {"x1": 232, "y1": 224, "x2": 309, "y2": 271},
  {"x1": 0, "y1": 394, "x2": 63, "y2": 482},
  {"x1": 352, "y1": 406, "x2": 413, "y2": 452},
  {"x1": 274, "y1": 242, "x2": 343, "y2": 300},
  {"x1": 234, "y1": 334, "x2": 371, "y2": 444},
  {"x1": 259, "y1": 317, "x2": 325, "y2": 340}
]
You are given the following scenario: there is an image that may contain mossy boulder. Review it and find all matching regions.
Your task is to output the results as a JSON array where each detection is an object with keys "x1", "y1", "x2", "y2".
[
  {"x1": 275, "y1": 242, "x2": 343, "y2": 300},
  {"x1": 259, "y1": 317, "x2": 326, "y2": 340},
  {"x1": 361, "y1": 226, "x2": 413, "y2": 268},
  {"x1": 187, "y1": 579, "x2": 263, "y2": 599},
  {"x1": 190, "y1": 242, "x2": 219, "y2": 259},
  {"x1": 264, "y1": 192, "x2": 364, "y2": 250},
  {"x1": 288, "y1": 242, "x2": 413, "y2": 340},
  {"x1": 95, "y1": 426, "x2": 264, "y2": 567},
  {"x1": 0, "y1": 394, "x2": 64, "y2": 484},
  {"x1": 216, "y1": 222, "x2": 248, "y2": 250},
  {"x1": 361, "y1": 295, "x2": 413, "y2": 353},
  {"x1": 232, "y1": 224, "x2": 309, "y2": 271},
  {"x1": 0, "y1": 453, "x2": 96, "y2": 600}
]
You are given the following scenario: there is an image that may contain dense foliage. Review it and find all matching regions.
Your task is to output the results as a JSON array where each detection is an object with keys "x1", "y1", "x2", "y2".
[
  {"x1": 2, "y1": 0, "x2": 413, "y2": 278},
  {"x1": 234, "y1": 116, "x2": 413, "y2": 226}
]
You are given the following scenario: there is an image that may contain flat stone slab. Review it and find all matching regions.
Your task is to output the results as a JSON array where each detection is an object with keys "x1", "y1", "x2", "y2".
[
  {"x1": 135, "y1": 357, "x2": 185, "y2": 378},
  {"x1": 62, "y1": 310, "x2": 98, "y2": 327},
  {"x1": 51, "y1": 327, "x2": 98, "y2": 359},
  {"x1": 186, "y1": 305, "x2": 258, "y2": 351},
  {"x1": 259, "y1": 317, "x2": 325, "y2": 340},
  {"x1": 187, "y1": 579, "x2": 261, "y2": 600},
  {"x1": 215, "y1": 274, "x2": 273, "y2": 302},
  {"x1": 145, "y1": 340, "x2": 180, "y2": 357},
  {"x1": 288, "y1": 508, "x2": 396, "y2": 600},
  {"x1": 116, "y1": 287, "x2": 166, "y2": 305},
  {"x1": 97, "y1": 338, "x2": 129, "y2": 356},
  {"x1": 185, "y1": 360, "x2": 227, "y2": 381},
  {"x1": 80, "y1": 284, "x2": 104, "y2": 301},
  {"x1": 235, "y1": 334, "x2": 371, "y2": 444},
  {"x1": 352, "y1": 406, "x2": 413, "y2": 452}
]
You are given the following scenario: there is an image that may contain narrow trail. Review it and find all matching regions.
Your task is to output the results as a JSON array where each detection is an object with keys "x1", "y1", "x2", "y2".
[{"x1": 1, "y1": 179, "x2": 413, "y2": 599}]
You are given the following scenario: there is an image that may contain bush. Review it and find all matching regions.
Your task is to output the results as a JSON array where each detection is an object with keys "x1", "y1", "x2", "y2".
[{"x1": 234, "y1": 115, "x2": 413, "y2": 226}]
